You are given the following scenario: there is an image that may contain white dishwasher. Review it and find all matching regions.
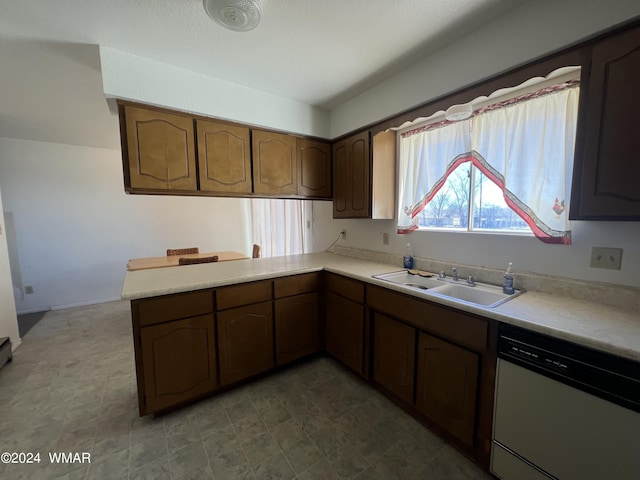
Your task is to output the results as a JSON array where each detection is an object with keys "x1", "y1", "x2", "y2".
[{"x1": 491, "y1": 324, "x2": 640, "y2": 480}]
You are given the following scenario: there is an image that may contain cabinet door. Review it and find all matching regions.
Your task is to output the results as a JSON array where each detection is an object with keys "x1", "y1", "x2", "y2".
[
  {"x1": 325, "y1": 291, "x2": 364, "y2": 374},
  {"x1": 275, "y1": 293, "x2": 320, "y2": 365},
  {"x1": 197, "y1": 119, "x2": 252, "y2": 194},
  {"x1": 415, "y1": 332, "x2": 479, "y2": 447},
  {"x1": 297, "y1": 138, "x2": 331, "y2": 198},
  {"x1": 252, "y1": 130, "x2": 297, "y2": 195},
  {"x1": 123, "y1": 105, "x2": 197, "y2": 191},
  {"x1": 332, "y1": 131, "x2": 370, "y2": 218},
  {"x1": 570, "y1": 25, "x2": 640, "y2": 219},
  {"x1": 217, "y1": 301, "x2": 274, "y2": 385},
  {"x1": 140, "y1": 314, "x2": 217, "y2": 414},
  {"x1": 372, "y1": 313, "x2": 416, "y2": 403}
]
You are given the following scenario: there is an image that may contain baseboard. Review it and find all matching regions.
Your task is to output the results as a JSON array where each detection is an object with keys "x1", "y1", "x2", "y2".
[{"x1": 50, "y1": 296, "x2": 122, "y2": 311}]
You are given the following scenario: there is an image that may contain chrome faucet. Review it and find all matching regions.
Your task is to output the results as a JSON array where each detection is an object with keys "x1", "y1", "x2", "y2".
[
  {"x1": 466, "y1": 275, "x2": 476, "y2": 286},
  {"x1": 452, "y1": 267, "x2": 459, "y2": 281}
]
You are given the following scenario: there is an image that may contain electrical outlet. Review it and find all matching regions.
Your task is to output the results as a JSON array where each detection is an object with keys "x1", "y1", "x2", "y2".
[
  {"x1": 382, "y1": 232, "x2": 389, "y2": 245},
  {"x1": 306, "y1": 220, "x2": 311, "y2": 229},
  {"x1": 590, "y1": 247, "x2": 622, "y2": 270},
  {"x1": 25, "y1": 285, "x2": 34, "y2": 294},
  {"x1": 340, "y1": 229, "x2": 347, "y2": 240}
]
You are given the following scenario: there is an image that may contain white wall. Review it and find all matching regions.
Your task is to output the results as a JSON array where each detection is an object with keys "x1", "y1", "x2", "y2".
[
  {"x1": 100, "y1": 47, "x2": 331, "y2": 139},
  {"x1": 313, "y1": 1, "x2": 640, "y2": 288},
  {"x1": 311, "y1": 201, "x2": 640, "y2": 288},
  {"x1": 0, "y1": 185, "x2": 20, "y2": 349},
  {"x1": 330, "y1": 0, "x2": 640, "y2": 137},
  {"x1": 0, "y1": 138, "x2": 252, "y2": 314}
]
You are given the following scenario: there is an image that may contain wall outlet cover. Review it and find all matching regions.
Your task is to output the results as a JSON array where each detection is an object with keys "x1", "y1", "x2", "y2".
[
  {"x1": 382, "y1": 232, "x2": 389, "y2": 245},
  {"x1": 590, "y1": 247, "x2": 622, "y2": 270}
]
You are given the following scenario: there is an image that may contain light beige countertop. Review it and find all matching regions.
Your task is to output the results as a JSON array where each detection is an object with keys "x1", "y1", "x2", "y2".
[{"x1": 122, "y1": 251, "x2": 640, "y2": 362}]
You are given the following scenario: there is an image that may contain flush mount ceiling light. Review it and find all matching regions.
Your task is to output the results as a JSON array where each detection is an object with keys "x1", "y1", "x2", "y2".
[
  {"x1": 445, "y1": 103, "x2": 473, "y2": 121},
  {"x1": 203, "y1": 0, "x2": 263, "y2": 32}
]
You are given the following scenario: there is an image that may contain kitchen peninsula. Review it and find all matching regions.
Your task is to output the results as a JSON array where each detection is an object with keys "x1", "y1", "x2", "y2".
[{"x1": 121, "y1": 251, "x2": 640, "y2": 469}]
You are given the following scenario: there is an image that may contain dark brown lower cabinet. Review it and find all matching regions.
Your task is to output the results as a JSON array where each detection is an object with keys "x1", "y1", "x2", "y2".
[
  {"x1": 372, "y1": 313, "x2": 416, "y2": 403},
  {"x1": 325, "y1": 291, "x2": 364, "y2": 374},
  {"x1": 415, "y1": 331, "x2": 480, "y2": 447},
  {"x1": 140, "y1": 314, "x2": 217, "y2": 414},
  {"x1": 275, "y1": 293, "x2": 320, "y2": 366},
  {"x1": 217, "y1": 301, "x2": 274, "y2": 386}
]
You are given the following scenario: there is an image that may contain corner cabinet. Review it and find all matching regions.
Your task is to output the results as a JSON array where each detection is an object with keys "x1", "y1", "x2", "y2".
[
  {"x1": 274, "y1": 273, "x2": 321, "y2": 366},
  {"x1": 332, "y1": 131, "x2": 370, "y2": 218},
  {"x1": 120, "y1": 105, "x2": 198, "y2": 192},
  {"x1": 332, "y1": 130, "x2": 396, "y2": 219},
  {"x1": 570, "y1": 23, "x2": 640, "y2": 220},
  {"x1": 324, "y1": 273, "x2": 365, "y2": 375}
]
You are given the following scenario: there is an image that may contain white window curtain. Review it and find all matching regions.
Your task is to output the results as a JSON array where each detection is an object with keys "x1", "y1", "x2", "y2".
[
  {"x1": 397, "y1": 121, "x2": 471, "y2": 232},
  {"x1": 397, "y1": 83, "x2": 579, "y2": 244},
  {"x1": 251, "y1": 198, "x2": 309, "y2": 257}
]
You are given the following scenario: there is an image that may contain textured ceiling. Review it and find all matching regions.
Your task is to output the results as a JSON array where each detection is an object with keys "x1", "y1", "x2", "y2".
[{"x1": 0, "y1": 0, "x2": 524, "y2": 109}]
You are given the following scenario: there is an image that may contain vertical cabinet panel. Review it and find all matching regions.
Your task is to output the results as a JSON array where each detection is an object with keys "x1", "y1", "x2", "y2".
[
  {"x1": 415, "y1": 332, "x2": 480, "y2": 447},
  {"x1": 332, "y1": 131, "x2": 371, "y2": 218},
  {"x1": 372, "y1": 313, "x2": 416, "y2": 403},
  {"x1": 325, "y1": 291, "x2": 364, "y2": 374},
  {"x1": 275, "y1": 293, "x2": 320, "y2": 365},
  {"x1": 140, "y1": 314, "x2": 217, "y2": 414},
  {"x1": 571, "y1": 25, "x2": 640, "y2": 219},
  {"x1": 217, "y1": 301, "x2": 274, "y2": 385},
  {"x1": 332, "y1": 142, "x2": 348, "y2": 215},
  {"x1": 297, "y1": 138, "x2": 332, "y2": 198},
  {"x1": 123, "y1": 105, "x2": 197, "y2": 191},
  {"x1": 197, "y1": 119, "x2": 252, "y2": 194},
  {"x1": 253, "y1": 130, "x2": 297, "y2": 195}
]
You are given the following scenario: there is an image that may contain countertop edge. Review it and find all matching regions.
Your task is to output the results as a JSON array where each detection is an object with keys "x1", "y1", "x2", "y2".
[{"x1": 121, "y1": 253, "x2": 640, "y2": 362}]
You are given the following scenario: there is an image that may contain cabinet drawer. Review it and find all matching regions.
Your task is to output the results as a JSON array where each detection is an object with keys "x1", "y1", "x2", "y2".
[
  {"x1": 134, "y1": 290, "x2": 214, "y2": 327},
  {"x1": 326, "y1": 273, "x2": 364, "y2": 303},
  {"x1": 274, "y1": 272, "x2": 320, "y2": 298},
  {"x1": 367, "y1": 285, "x2": 488, "y2": 352},
  {"x1": 216, "y1": 280, "x2": 272, "y2": 310}
]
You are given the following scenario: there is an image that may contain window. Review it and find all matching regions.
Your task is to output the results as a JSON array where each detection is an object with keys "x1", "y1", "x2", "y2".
[
  {"x1": 251, "y1": 198, "x2": 311, "y2": 257},
  {"x1": 397, "y1": 70, "x2": 580, "y2": 244},
  {"x1": 416, "y1": 164, "x2": 529, "y2": 232}
]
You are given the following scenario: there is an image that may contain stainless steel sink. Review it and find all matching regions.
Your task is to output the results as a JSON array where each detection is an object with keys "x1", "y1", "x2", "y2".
[{"x1": 373, "y1": 270, "x2": 522, "y2": 308}]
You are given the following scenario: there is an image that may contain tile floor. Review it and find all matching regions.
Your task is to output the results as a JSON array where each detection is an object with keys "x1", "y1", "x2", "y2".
[{"x1": 0, "y1": 300, "x2": 493, "y2": 479}]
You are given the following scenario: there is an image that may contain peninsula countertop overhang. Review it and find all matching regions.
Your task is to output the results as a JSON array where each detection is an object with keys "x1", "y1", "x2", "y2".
[{"x1": 121, "y1": 251, "x2": 640, "y2": 362}]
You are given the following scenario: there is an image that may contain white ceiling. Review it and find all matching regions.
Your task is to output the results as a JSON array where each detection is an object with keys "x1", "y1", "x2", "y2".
[{"x1": 0, "y1": 0, "x2": 526, "y2": 149}]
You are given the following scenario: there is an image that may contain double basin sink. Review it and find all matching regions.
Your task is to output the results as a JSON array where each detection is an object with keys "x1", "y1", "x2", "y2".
[{"x1": 373, "y1": 270, "x2": 522, "y2": 308}]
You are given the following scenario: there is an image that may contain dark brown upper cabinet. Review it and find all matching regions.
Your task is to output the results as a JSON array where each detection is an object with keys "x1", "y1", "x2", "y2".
[
  {"x1": 332, "y1": 130, "x2": 396, "y2": 219},
  {"x1": 121, "y1": 105, "x2": 198, "y2": 192},
  {"x1": 252, "y1": 130, "x2": 298, "y2": 196},
  {"x1": 570, "y1": 23, "x2": 640, "y2": 220},
  {"x1": 297, "y1": 138, "x2": 332, "y2": 198},
  {"x1": 196, "y1": 119, "x2": 252, "y2": 194}
]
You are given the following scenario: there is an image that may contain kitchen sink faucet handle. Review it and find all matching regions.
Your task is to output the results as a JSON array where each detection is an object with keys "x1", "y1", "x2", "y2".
[
  {"x1": 452, "y1": 267, "x2": 459, "y2": 281},
  {"x1": 467, "y1": 275, "x2": 475, "y2": 286}
]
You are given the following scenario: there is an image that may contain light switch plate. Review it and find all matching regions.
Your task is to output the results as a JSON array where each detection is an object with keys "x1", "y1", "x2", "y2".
[{"x1": 590, "y1": 247, "x2": 622, "y2": 270}]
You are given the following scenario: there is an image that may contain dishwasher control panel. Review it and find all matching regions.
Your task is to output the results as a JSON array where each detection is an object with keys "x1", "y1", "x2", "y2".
[{"x1": 498, "y1": 324, "x2": 640, "y2": 413}]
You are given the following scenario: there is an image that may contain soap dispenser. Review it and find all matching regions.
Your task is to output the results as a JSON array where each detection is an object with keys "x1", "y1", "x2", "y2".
[
  {"x1": 403, "y1": 243, "x2": 414, "y2": 269},
  {"x1": 503, "y1": 262, "x2": 515, "y2": 294}
]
